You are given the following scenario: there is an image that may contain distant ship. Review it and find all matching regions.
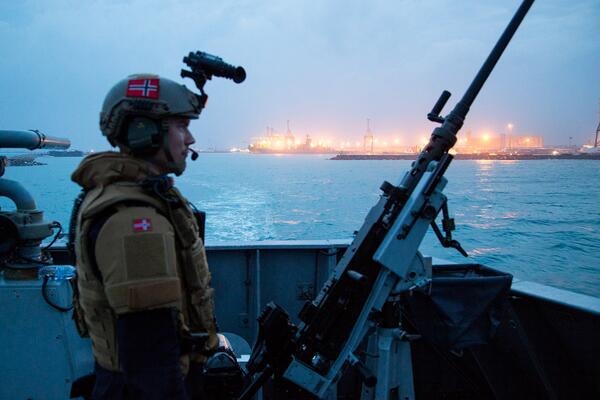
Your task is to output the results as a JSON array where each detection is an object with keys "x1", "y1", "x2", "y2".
[
  {"x1": 248, "y1": 133, "x2": 336, "y2": 154},
  {"x1": 579, "y1": 145, "x2": 600, "y2": 154},
  {"x1": 46, "y1": 150, "x2": 87, "y2": 157}
]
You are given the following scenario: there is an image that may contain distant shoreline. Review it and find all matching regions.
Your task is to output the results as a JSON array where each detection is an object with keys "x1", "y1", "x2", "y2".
[{"x1": 330, "y1": 153, "x2": 600, "y2": 161}]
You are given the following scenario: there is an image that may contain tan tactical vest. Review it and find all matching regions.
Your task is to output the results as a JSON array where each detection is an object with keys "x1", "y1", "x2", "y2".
[{"x1": 72, "y1": 153, "x2": 217, "y2": 372}]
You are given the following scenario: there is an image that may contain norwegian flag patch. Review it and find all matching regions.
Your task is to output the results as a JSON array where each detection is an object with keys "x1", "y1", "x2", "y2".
[
  {"x1": 133, "y1": 218, "x2": 153, "y2": 232},
  {"x1": 126, "y1": 79, "x2": 159, "y2": 99}
]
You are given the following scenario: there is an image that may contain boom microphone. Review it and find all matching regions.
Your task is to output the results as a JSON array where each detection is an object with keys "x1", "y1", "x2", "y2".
[{"x1": 190, "y1": 148, "x2": 199, "y2": 161}]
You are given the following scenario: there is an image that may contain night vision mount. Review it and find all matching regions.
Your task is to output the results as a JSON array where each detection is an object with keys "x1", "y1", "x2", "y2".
[{"x1": 181, "y1": 50, "x2": 246, "y2": 106}]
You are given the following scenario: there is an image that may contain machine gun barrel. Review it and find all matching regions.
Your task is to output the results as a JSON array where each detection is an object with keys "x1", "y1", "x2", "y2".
[
  {"x1": 400, "y1": 0, "x2": 534, "y2": 196},
  {"x1": 456, "y1": 0, "x2": 534, "y2": 118},
  {"x1": 0, "y1": 130, "x2": 71, "y2": 150}
]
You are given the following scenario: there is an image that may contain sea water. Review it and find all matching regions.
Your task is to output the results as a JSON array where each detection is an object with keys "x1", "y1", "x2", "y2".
[{"x1": 2, "y1": 154, "x2": 599, "y2": 297}]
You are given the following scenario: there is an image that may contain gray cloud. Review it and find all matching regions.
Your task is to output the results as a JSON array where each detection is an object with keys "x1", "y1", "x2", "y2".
[{"x1": 1, "y1": 0, "x2": 599, "y2": 150}]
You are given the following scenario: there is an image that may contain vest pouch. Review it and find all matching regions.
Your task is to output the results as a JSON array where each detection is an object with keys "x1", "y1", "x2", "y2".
[
  {"x1": 183, "y1": 239, "x2": 218, "y2": 355},
  {"x1": 160, "y1": 191, "x2": 218, "y2": 353},
  {"x1": 168, "y1": 204, "x2": 214, "y2": 333},
  {"x1": 184, "y1": 239, "x2": 215, "y2": 331},
  {"x1": 170, "y1": 204, "x2": 198, "y2": 249}
]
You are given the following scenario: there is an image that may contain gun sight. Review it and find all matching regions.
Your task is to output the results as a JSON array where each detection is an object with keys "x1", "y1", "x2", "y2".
[{"x1": 182, "y1": 51, "x2": 246, "y2": 84}]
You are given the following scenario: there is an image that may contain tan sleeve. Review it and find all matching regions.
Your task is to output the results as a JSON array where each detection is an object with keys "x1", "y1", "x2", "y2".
[{"x1": 95, "y1": 206, "x2": 182, "y2": 315}]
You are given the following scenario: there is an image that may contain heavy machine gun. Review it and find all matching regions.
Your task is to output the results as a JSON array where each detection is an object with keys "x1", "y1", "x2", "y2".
[{"x1": 239, "y1": 1, "x2": 535, "y2": 399}]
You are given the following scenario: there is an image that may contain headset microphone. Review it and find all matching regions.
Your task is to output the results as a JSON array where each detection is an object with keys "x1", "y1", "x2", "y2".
[{"x1": 190, "y1": 148, "x2": 199, "y2": 161}]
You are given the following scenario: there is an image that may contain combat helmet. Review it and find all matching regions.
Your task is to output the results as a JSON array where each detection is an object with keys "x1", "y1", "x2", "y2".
[{"x1": 99, "y1": 74, "x2": 206, "y2": 154}]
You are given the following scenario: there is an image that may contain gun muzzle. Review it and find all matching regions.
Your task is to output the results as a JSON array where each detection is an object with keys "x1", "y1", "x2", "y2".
[
  {"x1": 183, "y1": 51, "x2": 246, "y2": 83},
  {"x1": 0, "y1": 130, "x2": 71, "y2": 150}
]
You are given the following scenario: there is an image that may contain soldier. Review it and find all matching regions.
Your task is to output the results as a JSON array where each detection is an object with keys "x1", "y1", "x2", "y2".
[{"x1": 71, "y1": 74, "x2": 218, "y2": 399}]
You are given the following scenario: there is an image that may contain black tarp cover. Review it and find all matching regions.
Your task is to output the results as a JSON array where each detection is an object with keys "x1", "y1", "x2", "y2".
[{"x1": 406, "y1": 264, "x2": 512, "y2": 350}]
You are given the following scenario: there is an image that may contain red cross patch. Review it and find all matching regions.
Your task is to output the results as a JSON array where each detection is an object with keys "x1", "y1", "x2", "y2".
[
  {"x1": 133, "y1": 218, "x2": 153, "y2": 232},
  {"x1": 126, "y1": 79, "x2": 159, "y2": 99}
]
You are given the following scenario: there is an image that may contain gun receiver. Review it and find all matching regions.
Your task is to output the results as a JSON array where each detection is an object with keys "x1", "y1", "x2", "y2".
[{"x1": 240, "y1": 1, "x2": 534, "y2": 399}]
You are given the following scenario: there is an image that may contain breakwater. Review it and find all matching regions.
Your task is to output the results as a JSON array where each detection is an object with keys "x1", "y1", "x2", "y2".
[{"x1": 331, "y1": 153, "x2": 600, "y2": 160}]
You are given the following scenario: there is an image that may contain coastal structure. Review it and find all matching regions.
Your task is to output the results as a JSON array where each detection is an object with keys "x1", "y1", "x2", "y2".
[
  {"x1": 247, "y1": 123, "x2": 549, "y2": 155},
  {"x1": 455, "y1": 131, "x2": 544, "y2": 153}
]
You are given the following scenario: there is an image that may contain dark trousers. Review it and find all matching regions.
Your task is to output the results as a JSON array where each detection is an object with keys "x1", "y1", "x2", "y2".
[{"x1": 91, "y1": 362, "x2": 207, "y2": 400}]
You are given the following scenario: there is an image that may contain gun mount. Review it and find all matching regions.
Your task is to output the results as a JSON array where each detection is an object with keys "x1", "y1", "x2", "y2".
[
  {"x1": 0, "y1": 130, "x2": 70, "y2": 276},
  {"x1": 239, "y1": 1, "x2": 535, "y2": 399}
]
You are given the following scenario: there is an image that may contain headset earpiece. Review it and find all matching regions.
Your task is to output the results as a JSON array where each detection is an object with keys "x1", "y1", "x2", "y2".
[{"x1": 125, "y1": 117, "x2": 162, "y2": 154}]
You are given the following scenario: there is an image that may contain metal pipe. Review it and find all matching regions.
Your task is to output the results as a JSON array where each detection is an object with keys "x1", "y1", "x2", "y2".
[
  {"x1": 0, "y1": 130, "x2": 70, "y2": 150},
  {"x1": 0, "y1": 179, "x2": 37, "y2": 211}
]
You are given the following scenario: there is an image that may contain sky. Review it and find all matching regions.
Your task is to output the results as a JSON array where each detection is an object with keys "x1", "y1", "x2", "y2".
[{"x1": 0, "y1": 0, "x2": 599, "y2": 151}]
